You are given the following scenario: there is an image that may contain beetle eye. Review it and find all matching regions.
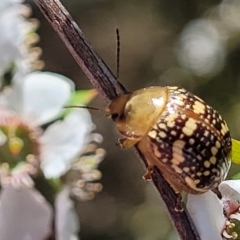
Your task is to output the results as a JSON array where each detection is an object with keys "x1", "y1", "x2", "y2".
[{"x1": 111, "y1": 113, "x2": 119, "y2": 121}]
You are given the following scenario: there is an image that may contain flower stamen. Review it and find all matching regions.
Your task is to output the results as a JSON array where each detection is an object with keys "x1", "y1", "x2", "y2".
[
  {"x1": 223, "y1": 212, "x2": 240, "y2": 240},
  {"x1": 8, "y1": 136, "x2": 24, "y2": 156}
]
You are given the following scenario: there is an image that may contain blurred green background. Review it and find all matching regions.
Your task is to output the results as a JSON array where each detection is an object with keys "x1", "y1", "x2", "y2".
[{"x1": 29, "y1": 0, "x2": 240, "y2": 239}]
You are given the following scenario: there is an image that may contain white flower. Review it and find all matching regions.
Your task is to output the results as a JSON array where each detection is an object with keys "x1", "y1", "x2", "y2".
[
  {"x1": 187, "y1": 180, "x2": 240, "y2": 240},
  {"x1": 1, "y1": 71, "x2": 94, "y2": 179},
  {"x1": 55, "y1": 186, "x2": 79, "y2": 240},
  {"x1": 67, "y1": 145, "x2": 105, "y2": 201},
  {"x1": 0, "y1": 0, "x2": 33, "y2": 76},
  {"x1": 40, "y1": 108, "x2": 93, "y2": 178},
  {"x1": 5, "y1": 71, "x2": 74, "y2": 126},
  {"x1": 0, "y1": 69, "x2": 98, "y2": 239},
  {"x1": 0, "y1": 0, "x2": 23, "y2": 13},
  {"x1": 0, "y1": 185, "x2": 53, "y2": 240}
]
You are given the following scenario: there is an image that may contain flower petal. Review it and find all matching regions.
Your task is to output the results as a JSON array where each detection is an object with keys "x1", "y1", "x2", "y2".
[
  {"x1": 0, "y1": 185, "x2": 53, "y2": 240},
  {"x1": 219, "y1": 180, "x2": 240, "y2": 201},
  {"x1": 10, "y1": 71, "x2": 74, "y2": 126},
  {"x1": 0, "y1": 0, "x2": 23, "y2": 12},
  {"x1": 0, "y1": 5, "x2": 27, "y2": 75},
  {"x1": 187, "y1": 191, "x2": 225, "y2": 240},
  {"x1": 55, "y1": 186, "x2": 79, "y2": 240},
  {"x1": 40, "y1": 109, "x2": 93, "y2": 178}
]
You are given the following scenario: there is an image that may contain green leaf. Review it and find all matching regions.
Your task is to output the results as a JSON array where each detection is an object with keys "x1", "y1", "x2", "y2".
[
  {"x1": 69, "y1": 89, "x2": 97, "y2": 106},
  {"x1": 232, "y1": 172, "x2": 240, "y2": 180},
  {"x1": 231, "y1": 138, "x2": 240, "y2": 164}
]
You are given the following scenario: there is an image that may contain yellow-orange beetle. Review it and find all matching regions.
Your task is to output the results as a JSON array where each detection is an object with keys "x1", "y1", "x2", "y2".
[{"x1": 107, "y1": 86, "x2": 231, "y2": 194}]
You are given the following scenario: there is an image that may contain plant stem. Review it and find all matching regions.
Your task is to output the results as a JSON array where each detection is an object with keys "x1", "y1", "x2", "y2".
[{"x1": 33, "y1": 1, "x2": 200, "y2": 239}]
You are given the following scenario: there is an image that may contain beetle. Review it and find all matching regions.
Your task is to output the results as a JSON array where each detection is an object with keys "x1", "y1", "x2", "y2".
[{"x1": 107, "y1": 85, "x2": 232, "y2": 195}]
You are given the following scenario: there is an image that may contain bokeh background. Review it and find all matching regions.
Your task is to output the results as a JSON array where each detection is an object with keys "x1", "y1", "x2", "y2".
[{"x1": 28, "y1": 0, "x2": 240, "y2": 239}]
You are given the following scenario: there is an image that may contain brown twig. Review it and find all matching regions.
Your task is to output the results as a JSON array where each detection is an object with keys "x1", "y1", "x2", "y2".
[{"x1": 32, "y1": 0, "x2": 200, "y2": 239}]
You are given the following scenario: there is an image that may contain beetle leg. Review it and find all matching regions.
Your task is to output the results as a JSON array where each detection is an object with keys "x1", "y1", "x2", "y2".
[
  {"x1": 142, "y1": 165, "x2": 154, "y2": 181},
  {"x1": 117, "y1": 138, "x2": 139, "y2": 150},
  {"x1": 212, "y1": 187, "x2": 222, "y2": 199}
]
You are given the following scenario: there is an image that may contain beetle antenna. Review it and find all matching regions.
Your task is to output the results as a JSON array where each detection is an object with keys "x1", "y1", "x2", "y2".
[
  {"x1": 116, "y1": 27, "x2": 120, "y2": 80},
  {"x1": 115, "y1": 28, "x2": 127, "y2": 95},
  {"x1": 64, "y1": 105, "x2": 105, "y2": 112}
]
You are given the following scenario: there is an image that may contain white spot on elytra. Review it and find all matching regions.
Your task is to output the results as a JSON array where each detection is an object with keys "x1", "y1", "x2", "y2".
[
  {"x1": 211, "y1": 146, "x2": 218, "y2": 156},
  {"x1": 204, "y1": 130, "x2": 209, "y2": 137},
  {"x1": 210, "y1": 156, "x2": 216, "y2": 165},
  {"x1": 159, "y1": 131, "x2": 167, "y2": 138},
  {"x1": 215, "y1": 140, "x2": 221, "y2": 149},
  {"x1": 189, "y1": 138, "x2": 195, "y2": 145},
  {"x1": 167, "y1": 121, "x2": 175, "y2": 128},
  {"x1": 148, "y1": 130, "x2": 157, "y2": 139},
  {"x1": 182, "y1": 118, "x2": 197, "y2": 136},
  {"x1": 193, "y1": 101, "x2": 206, "y2": 114},
  {"x1": 158, "y1": 123, "x2": 167, "y2": 130},
  {"x1": 171, "y1": 164, "x2": 183, "y2": 173},
  {"x1": 204, "y1": 161, "x2": 210, "y2": 168},
  {"x1": 171, "y1": 130, "x2": 177, "y2": 136},
  {"x1": 185, "y1": 177, "x2": 207, "y2": 192}
]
